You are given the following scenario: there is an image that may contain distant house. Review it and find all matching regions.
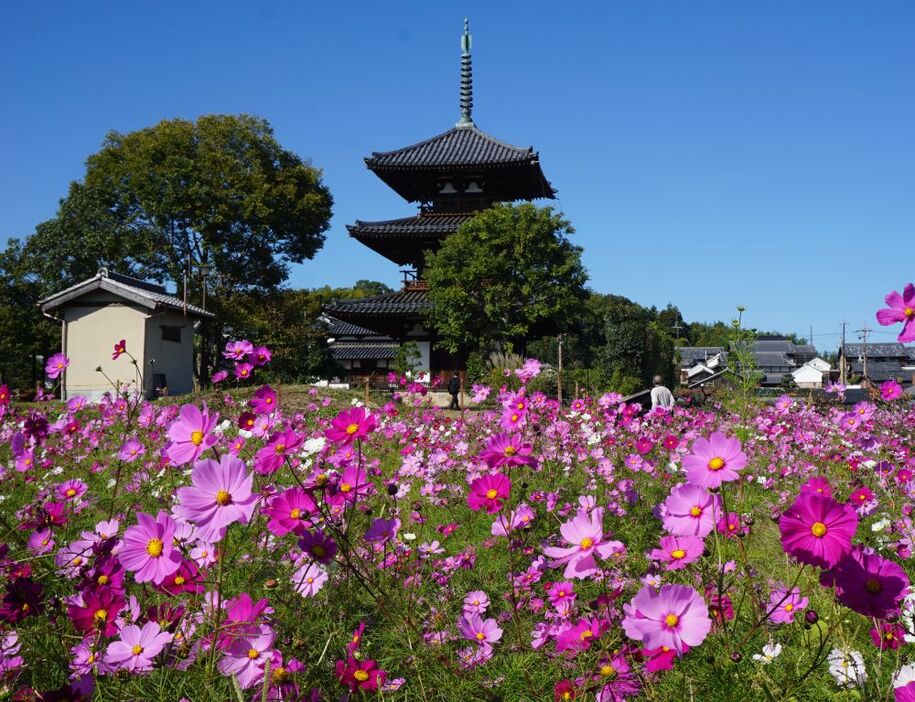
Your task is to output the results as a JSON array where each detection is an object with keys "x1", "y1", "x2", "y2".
[
  {"x1": 323, "y1": 316, "x2": 399, "y2": 385},
  {"x1": 791, "y1": 358, "x2": 831, "y2": 389},
  {"x1": 837, "y1": 343, "x2": 915, "y2": 385},
  {"x1": 676, "y1": 337, "x2": 819, "y2": 388},
  {"x1": 39, "y1": 268, "x2": 213, "y2": 400}
]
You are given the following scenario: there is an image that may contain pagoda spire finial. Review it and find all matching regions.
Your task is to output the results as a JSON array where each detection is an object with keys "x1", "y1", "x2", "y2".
[{"x1": 457, "y1": 18, "x2": 474, "y2": 127}]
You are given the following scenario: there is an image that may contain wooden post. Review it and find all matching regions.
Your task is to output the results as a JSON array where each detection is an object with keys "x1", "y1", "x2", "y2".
[
  {"x1": 460, "y1": 370, "x2": 465, "y2": 410},
  {"x1": 364, "y1": 377, "x2": 369, "y2": 406},
  {"x1": 557, "y1": 333, "x2": 564, "y2": 405}
]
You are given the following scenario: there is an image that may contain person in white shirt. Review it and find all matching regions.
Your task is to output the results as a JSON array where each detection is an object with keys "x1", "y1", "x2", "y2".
[{"x1": 650, "y1": 375, "x2": 675, "y2": 409}]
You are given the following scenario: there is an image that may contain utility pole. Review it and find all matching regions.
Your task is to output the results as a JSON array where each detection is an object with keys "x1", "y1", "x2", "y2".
[
  {"x1": 857, "y1": 324, "x2": 872, "y2": 383},
  {"x1": 557, "y1": 333, "x2": 564, "y2": 405},
  {"x1": 672, "y1": 321, "x2": 684, "y2": 343},
  {"x1": 840, "y1": 321, "x2": 847, "y2": 384}
]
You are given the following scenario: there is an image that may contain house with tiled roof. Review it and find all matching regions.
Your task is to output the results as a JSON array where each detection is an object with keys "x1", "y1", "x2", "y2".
[{"x1": 39, "y1": 268, "x2": 213, "y2": 400}]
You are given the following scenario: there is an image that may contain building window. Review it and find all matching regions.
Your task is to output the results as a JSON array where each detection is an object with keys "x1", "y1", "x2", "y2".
[{"x1": 162, "y1": 326, "x2": 181, "y2": 343}]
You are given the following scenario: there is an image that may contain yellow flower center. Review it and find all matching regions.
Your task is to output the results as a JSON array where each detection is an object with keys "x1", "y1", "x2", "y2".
[
  {"x1": 810, "y1": 521, "x2": 827, "y2": 538},
  {"x1": 93, "y1": 609, "x2": 108, "y2": 623},
  {"x1": 670, "y1": 549, "x2": 686, "y2": 559},
  {"x1": 346, "y1": 423, "x2": 359, "y2": 435},
  {"x1": 66, "y1": 488, "x2": 77, "y2": 497},
  {"x1": 485, "y1": 488, "x2": 498, "y2": 499},
  {"x1": 247, "y1": 648, "x2": 259, "y2": 659},
  {"x1": 72, "y1": 557, "x2": 83, "y2": 566},
  {"x1": 174, "y1": 575, "x2": 185, "y2": 586},
  {"x1": 190, "y1": 430, "x2": 204, "y2": 446},
  {"x1": 87, "y1": 653, "x2": 96, "y2": 663},
  {"x1": 311, "y1": 544, "x2": 325, "y2": 557},
  {"x1": 132, "y1": 644, "x2": 144, "y2": 655},
  {"x1": 504, "y1": 445, "x2": 517, "y2": 456},
  {"x1": 690, "y1": 506, "x2": 702, "y2": 517},
  {"x1": 600, "y1": 664, "x2": 616, "y2": 678},
  {"x1": 354, "y1": 670, "x2": 370, "y2": 682},
  {"x1": 562, "y1": 694, "x2": 571, "y2": 702},
  {"x1": 290, "y1": 508, "x2": 302, "y2": 520},
  {"x1": 886, "y1": 632, "x2": 896, "y2": 640},
  {"x1": 866, "y1": 578, "x2": 882, "y2": 594},
  {"x1": 511, "y1": 414, "x2": 520, "y2": 423},
  {"x1": 580, "y1": 537, "x2": 593, "y2": 550},
  {"x1": 340, "y1": 483, "x2": 352, "y2": 493},
  {"x1": 146, "y1": 538, "x2": 164, "y2": 557},
  {"x1": 97, "y1": 575, "x2": 109, "y2": 586},
  {"x1": 579, "y1": 629, "x2": 594, "y2": 640},
  {"x1": 274, "y1": 443, "x2": 286, "y2": 455},
  {"x1": 906, "y1": 307, "x2": 915, "y2": 318},
  {"x1": 707, "y1": 457, "x2": 725, "y2": 471},
  {"x1": 475, "y1": 632, "x2": 485, "y2": 640},
  {"x1": 785, "y1": 603, "x2": 794, "y2": 612},
  {"x1": 665, "y1": 614, "x2": 679, "y2": 628},
  {"x1": 215, "y1": 489, "x2": 231, "y2": 506}
]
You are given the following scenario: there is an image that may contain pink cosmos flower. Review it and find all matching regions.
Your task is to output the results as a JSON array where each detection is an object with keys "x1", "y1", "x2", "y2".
[
  {"x1": 223, "y1": 340, "x2": 253, "y2": 360},
  {"x1": 55, "y1": 479, "x2": 87, "y2": 502},
  {"x1": 165, "y1": 403, "x2": 218, "y2": 466},
  {"x1": 871, "y1": 622, "x2": 905, "y2": 650},
  {"x1": 556, "y1": 616, "x2": 608, "y2": 653},
  {"x1": 292, "y1": 563, "x2": 328, "y2": 597},
  {"x1": 767, "y1": 586, "x2": 808, "y2": 624},
  {"x1": 826, "y1": 547, "x2": 909, "y2": 618},
  {"x1": 118, "y1": 437, "x2": 145, "y2": 462},
  {"x1": 336, "y1": 656, "x2": 386, "y2": 692},
  {"x1": 326, "y1": 407, "x2": 377, "y2": 444},
  {"x1": 118, "y1": 511, "x2": 182, "y2": 584},
  {"x1": 467, "y1": 473, "x2": 511, "y2": 514},
  {"x1": 543, "y1": 507, "x2": 625, "y2": 579},
  {"x1": 649, "y1": 534, "x2": 705, "y2": 571},
  {"x1": 219, "y1": 624, "x2": 274, "y2": 689},
  {"x1": 479, "y1": 433, "x2": 535, "y2": 468},
  {"x1": 881, "y1": 380, "x2": 903, "y2": 402},
  {"x1": 104, "y1": 621, "x2": 173, "y2": 673},
  {"x1": 682, "y1": 431, "x2": 748, "y2": 488},
  {"x1": 499, "y1": 407, "x2": 526, "y2": 431},
  {"x1": 211, "y1": 369, "x2": 229, "y2": 383},
  {"x1": 253, "y1": 428, "x2": 303, "y2": 476},
  {"x1": 234, "y1": 362, "x2": 254, "y2": 380},
  {"x1": 471, "y1": 384, "x2": 491, "y2": 403},
  {"x1": 45, "y1": 352, "x2": 70, "y2": 379},
  {"x1": 463, "y1": 591, "x2": 490, "y2": 614},
  {"x1": 265, "y1": 488, "x2": 316, "y2": 536},
  {"x1": 111, "y1": 340, "x2": 126, "y2": 360},
  {"x1": 876, "y1": 283, "x2": 915, "y2": 342},
  {"x1": 457, "y1": 613, "x2": 503, "y2": 649},
  {"x1": 68, "y1": 588, "x2": 125, "y2": 636},
  {"x1": 779, "y1": 491, "x2": 858, "y2": 569},
  {"x1": 249, "y1": 346, "x2": 272, "y2": 366},
  {"x1": 248, "y1": 385, "x2": 278, "y2": 414},
  {"x1": 546, "y1": 581, "x2": 577, "y2": 610},
  {"x1": 622, "y1": 584, "x2": 712, "y2": 654},
  {"x1": 175, "y1": 454, "x2": 258, "y2": 539},
  {"x1": 661, "y1": 484, "x2": 721, "y2": 538},
  {"x1": 365, "y1": 517, "x2": 399, "y2": 544},
  {"x1": 514, "y1": 358, "x2": 542, "y2": 381},
  {"x1": 491, "y1": 503, "x2": 535, "y2": 537},
  {"x1": 330, "y1": 465, "x2": 371, "y2": 505}
]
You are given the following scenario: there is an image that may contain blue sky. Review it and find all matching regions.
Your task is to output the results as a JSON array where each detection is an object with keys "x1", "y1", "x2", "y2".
[{"x1": 3, "y1": 2, "x2": 914, "y2": 350}]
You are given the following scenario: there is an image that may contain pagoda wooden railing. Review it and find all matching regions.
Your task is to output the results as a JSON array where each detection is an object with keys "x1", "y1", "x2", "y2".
[{"x1": 403, "y1": 279, "x2": 429, "y2": 292}]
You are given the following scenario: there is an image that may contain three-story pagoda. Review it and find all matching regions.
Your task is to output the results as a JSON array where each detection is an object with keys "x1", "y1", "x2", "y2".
[{"x1": 327, "y1": 20, "x2": 555, "y2": 380}]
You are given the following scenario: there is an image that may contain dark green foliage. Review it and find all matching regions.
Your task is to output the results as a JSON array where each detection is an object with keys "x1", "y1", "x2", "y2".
[{"x1": 423, "y1": 203, "x2": 588, "y2": 355}]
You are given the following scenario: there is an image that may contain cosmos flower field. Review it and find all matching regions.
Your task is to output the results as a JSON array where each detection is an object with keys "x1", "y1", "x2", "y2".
[{"x1": 3, "y1": 287, "x2": 915, "y2": 701}]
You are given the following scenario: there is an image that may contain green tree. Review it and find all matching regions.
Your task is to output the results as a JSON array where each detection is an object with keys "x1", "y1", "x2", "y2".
[
  {"x1": 423, "y1": 203, "x2": 588, "y2": 355},
  {"x1": 8, "y1": 114, "x2": 333, "y2": 382}
]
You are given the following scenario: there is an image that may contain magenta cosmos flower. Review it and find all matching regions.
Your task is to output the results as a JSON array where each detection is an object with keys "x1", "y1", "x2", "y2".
[
  {"x1": 104, "y1": 621, "x2": 173, "y2": 672},
  {"x1": 165, "y1": 403, "x2": 218, "y2": 466},
  {"x1": 175, "y1": 455, "x2": 258, "y2": 539},
  {"x1": 543, "y1": 507, "x2": 625, "y2": 579},
  {"x1": 45, "y1": 353, "x2": 70, "y2": 379},
  {"x1": 457, "y1": 613, "x2": 503, "y2": 649},
  {"x1": 661, "y1": 483, "x2": 721, "y2": 538},
  {"x1": 479, "y1": 433, "x2": 535, "y2": 468},
  {"x1": 118, "y1": 437, "x2": 145, "y2": 463},
  {"x1": 223, "y1": 339, "x2": 253, "y2": 360},
  {"x1": 876, "y1": 283, "x2": 915, "y2": 342},
  {"x1": 682, "y1": 431, "x2": 748, "y2": 488},
  {"x1": 118, "y1": 511, "x2": 182, "y2": 584},
  {"x1": 326, "y1": 407, "x2": 377, "y2": 444},
  {"x1": 265, "y1": 487, "x2": 317, "y2": 536},
  {"x1": 649, "y1": 535, "x2": 705, "y2": 571},
  {"x1": 248, "y1": 385, "x2": 278, "y2": 414},
  {"x1": 779, "y1": 491, "x2": 858, "y2": 569},
  {"x1": 467, "y1": 473, "x2": 511, "y2": 514},
  {"x1": 111, "y1": 339, "x2": 126, "y2": 360},
  {"x1": 827, "y1": 547, "x2": 909, "y2": 618},
  {"x1": 622, "y1": 584, "x2": 712, "y2": 654}
]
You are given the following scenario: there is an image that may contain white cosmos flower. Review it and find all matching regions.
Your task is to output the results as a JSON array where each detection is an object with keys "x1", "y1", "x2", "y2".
[
  {"x1": 301, "y1": 437, "x2": 326, "y2": 458},
  {"x1": 752, "y1": 642, "x2": 782, "y2": 664},
  {"x1": 827, "y1": 648, "x2": 866, "y2": 688},
  {"x1": 894, "y1": 663, "x2": 915, "y2": 690}
]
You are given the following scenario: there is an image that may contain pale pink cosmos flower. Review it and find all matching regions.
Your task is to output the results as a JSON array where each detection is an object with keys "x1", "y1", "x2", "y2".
[
  {"x1": 218, "y1": 624, "x2": 274, "y2": 689},
  {"x1": 104, "y1": 621, "x2": 173, "y2": 672},
  {"x1": 175, "y1": 454, "x2": 258, "y2": 540},
  {"x1": 118, "y1": 437, "x2": 145, "y2": 462},
  {"x1": 457, "y1": 613, "x2": 502, "y2": 650},
  {"x1": 463, "y1": 591, "x2": 490, "y2": 614},
  {"x1": 622, "y1": 584, "x2": 712, "y2": 654},
  {"x1": 292, "y1": 563, "x2": 328, "y2": 598},
  {"x1": 543, "y1": 507, "x2": 625, "y2": 579},
  {"x1": 661, "y1": 484, "x2": 721, "y2": 538},
  {"x1": 876, "y1": 283, "x2": 915, "y2": 342},
  {"x1": 118, "y1": 511, "x2": 182, "y2": 584},
  {"x1": 165, "y1": 403, "x2": 218, "y2": 466},
  {"x1": 682, "y1": 431, "x2": 748, "y2": 488}
]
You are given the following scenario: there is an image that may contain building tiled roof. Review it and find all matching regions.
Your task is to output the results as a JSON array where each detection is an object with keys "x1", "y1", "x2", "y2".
[
  {"x1": 325, "y1": 290, "x2": 431, "y2": 318},
  {"x1": 324, "y1": 317, "x2": 391, "y2": 338},
  {"x1": 755, "y1": 340, "x2": 795, "y2": 353},
  {"x1": 330, "y1": 344, "x2": 400, "y2": 361},
  {"x1": 40, "y1": 268, "x2": 214, "y2": 318},
  {"x1": 842, "y1": 343, "x2": 909, "y2": 359},
  {"x1": 367, "y1": 126, "x2": 540, "y2": 170},
  {"x1": 348, "y1": 213, "x2": 473, "y2": 238},
  {"x1": 754, "y1": 352, "x2": 795, "y2": 369}
]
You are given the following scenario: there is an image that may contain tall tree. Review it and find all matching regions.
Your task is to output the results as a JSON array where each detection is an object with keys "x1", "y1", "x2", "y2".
[{"x1": 423, "y1": 203, "x2": 588, "y2": 354}]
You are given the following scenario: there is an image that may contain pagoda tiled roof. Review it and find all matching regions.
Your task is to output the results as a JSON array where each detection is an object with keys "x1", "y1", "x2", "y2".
[
  {"x1": 325, "y1": 290, "x2": 431, "y2": 318},
  {"x1": 367, "y1": 126, "x2": 539, "y2": 170},
  {"x1": 348, "y1": 213, "x2": 473, "y2": 238}
]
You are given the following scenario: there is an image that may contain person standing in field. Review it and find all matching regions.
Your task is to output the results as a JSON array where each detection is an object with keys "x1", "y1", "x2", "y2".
[
  {"x1": 448, "y1": 372, "x2": 461, "y2": 410},
  {"x1": 650, "y1": 375, "x2": 675, "y2": 409}
]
